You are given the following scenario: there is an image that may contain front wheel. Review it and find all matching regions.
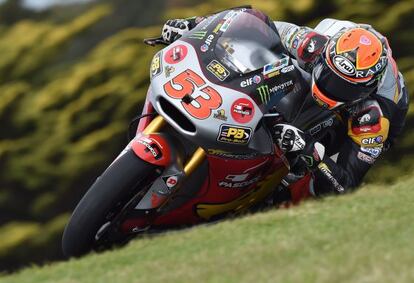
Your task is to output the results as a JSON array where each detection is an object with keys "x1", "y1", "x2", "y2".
[{"x1": 62, "y1": 149, "x2": 157, "y2": 257}]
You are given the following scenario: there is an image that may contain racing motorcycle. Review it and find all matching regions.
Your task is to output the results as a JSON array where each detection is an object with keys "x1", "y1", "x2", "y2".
[{"x1": 62, "y1": 8, "x2": 337, "y2": 257}]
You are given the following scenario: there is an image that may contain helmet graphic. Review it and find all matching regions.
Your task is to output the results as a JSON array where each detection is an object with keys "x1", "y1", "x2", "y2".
[{"x1": 312, "y1": 27, "x2": 388, "y2": 110}]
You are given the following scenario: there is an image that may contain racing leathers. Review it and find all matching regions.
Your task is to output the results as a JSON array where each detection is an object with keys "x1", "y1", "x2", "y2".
[
  {"x1": 274, "y1": 19, "x2": 408, "y2": 196},
  {"x1": 161, "y1": 14, "x2": 409, "y2": 197}
]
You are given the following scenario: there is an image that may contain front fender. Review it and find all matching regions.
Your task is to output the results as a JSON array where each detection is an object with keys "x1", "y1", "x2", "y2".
[{"x1": 130, "y1": 133, "x2": 183, "y2": 167}]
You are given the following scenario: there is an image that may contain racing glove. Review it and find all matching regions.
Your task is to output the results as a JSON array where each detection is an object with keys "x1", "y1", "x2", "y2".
[
  {"x1": 273, "y1": 124, "x2": 325, "y2": 170},
  {"x1": 161, "y1": 18, "x2": 200, "y2": 44}
]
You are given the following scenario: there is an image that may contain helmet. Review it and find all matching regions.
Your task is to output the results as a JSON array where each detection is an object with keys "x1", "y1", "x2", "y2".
[{"x1": 312, "y1": 27, "x2": 388, "y2": 110}]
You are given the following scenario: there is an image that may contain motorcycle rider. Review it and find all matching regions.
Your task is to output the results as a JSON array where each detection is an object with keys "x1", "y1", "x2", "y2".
[{"x1": 159, "y1": 8, "x2": 409, "y2": 201}]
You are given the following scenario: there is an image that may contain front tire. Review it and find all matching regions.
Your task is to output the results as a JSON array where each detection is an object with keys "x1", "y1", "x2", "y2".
[{"x1": 62, "y1": 149, "x2": 156, "y2": 257}]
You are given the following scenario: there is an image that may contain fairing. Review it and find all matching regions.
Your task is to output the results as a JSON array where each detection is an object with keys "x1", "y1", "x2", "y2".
[{"x1": 149, "y1": 8, "x2": 305, "y2": 154}]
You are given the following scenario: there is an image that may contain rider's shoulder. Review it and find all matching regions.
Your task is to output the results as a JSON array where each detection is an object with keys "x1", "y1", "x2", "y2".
[{"x1": 346, "y1": 99, "x2": 390, "y2": 147}]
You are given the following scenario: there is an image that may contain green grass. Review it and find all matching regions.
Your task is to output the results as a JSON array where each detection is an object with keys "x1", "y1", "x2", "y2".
[{"x1": 2, "y1": 175, "x2": 414, "y2": 283}]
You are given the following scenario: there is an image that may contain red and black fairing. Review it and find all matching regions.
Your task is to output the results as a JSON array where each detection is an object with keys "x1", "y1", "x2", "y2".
[
  {"x1": 121, "y1": 152, "x2": 288, "y2": 232},
  {"x1": 123, "y1": 90, "x2": 290, "y2": 231}
]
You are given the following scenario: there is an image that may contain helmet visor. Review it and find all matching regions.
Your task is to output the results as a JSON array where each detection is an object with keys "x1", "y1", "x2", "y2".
[{"x1": 312, "y1": 80, "x2": 344, "y2": 110}]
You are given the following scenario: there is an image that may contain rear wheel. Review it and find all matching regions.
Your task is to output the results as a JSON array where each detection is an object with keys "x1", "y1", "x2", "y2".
[{"x1": 62, "y1": 149, "x2": 157, "y2": 257}]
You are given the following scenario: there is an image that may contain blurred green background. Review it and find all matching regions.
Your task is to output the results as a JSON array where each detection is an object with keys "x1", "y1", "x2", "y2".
[{"x1": 0, "y1": 0, "x2": 412, "y2": 272}]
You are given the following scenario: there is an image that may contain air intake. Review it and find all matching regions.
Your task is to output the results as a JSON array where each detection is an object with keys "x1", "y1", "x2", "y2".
[{"x1": 158, "y1": 97, "x2": 196, "y2": 133}]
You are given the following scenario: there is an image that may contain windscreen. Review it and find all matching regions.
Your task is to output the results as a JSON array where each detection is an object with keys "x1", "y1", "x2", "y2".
[{"x1": 215, "y1": 11, "x2": 285, "y2": 74}]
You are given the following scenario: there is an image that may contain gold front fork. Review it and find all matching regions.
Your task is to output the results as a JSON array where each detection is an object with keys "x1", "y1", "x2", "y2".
[
  {"x1": 143, "y1": 115, "x2": 206, "y2": 176},
  {"x1": 184, "y1": 148, "x2": 206, "y2": 175},
  {"x1": 143, "y1": 115, "x2": 166, "y2": 135}
]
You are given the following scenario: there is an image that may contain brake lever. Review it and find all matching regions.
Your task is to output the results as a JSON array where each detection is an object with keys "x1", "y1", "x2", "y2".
[{"x1": 143, "y1": 37, "x2": 169, "y2": 47}]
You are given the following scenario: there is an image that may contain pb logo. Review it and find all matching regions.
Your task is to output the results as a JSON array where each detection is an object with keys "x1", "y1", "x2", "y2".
[
  {"x1": 226, "y1": 128, "x2": 247, "y2": 139},
  {"x1": 217, "y1": 125, "x2": 252, "y2": 145},
  {"x1": 150, "y1": 52, "x2": 162, "y2": 78}
]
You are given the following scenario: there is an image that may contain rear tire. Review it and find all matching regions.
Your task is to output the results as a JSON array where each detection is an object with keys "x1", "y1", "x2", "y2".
[{"x1": 62, "y1": 149, "x2": 156, "y2": 257}]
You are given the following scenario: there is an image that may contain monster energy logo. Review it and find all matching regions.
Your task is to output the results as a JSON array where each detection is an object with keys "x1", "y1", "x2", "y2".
[
  {"x1": 189, "y1": 31, "x2": 207, "y2": 39},
  {"x1": 256, "y1": 85, "x2": 271, "y2": 104}
]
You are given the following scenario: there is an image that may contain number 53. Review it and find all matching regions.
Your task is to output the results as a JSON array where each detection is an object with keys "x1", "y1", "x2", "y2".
[{"x1": 163, "y1": 69, "x2": 222, "y2": 120}]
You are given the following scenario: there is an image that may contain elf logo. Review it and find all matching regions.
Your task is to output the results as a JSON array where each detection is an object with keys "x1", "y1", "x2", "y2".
[
  {"x1": 361, "y1": 135, "x2": 383, "y2": 145},
  {"x1": 240, "y1": 75, "x2": 261, "y2": 87}
]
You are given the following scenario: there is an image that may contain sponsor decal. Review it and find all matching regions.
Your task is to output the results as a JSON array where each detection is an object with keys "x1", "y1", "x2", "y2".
[
  {"x1": 207, "y1": 149, "x2": 258, "y2": 160},
  {"x1": 219, "y1": 10, "x2": 240, "y2": 32},
  {"x1": 349, "y1": 115, "x2": 389, "y2": 146},
  {"x1": 219, "y1": 22, "x2": 231, "y2": 33},
  {"x1": 197, "y1": 14, "x2": 219, "y2": 30},
  {"x1": 357, "y1": 151, "x2": 376, "y2": 164},
  {"x1": 164, "y1": 44, "x2": 188, "y2": 64},
  {"x1": 195, "y1": 16, "x2": 205, "y2": 24},
  {"x1": 292, "y1": 38, "x2": 299, "y2": 49},
  {"x1": 285, "y1": 26, "x2": 300, "y2": 46},
  {"x1": 256, "y1": 80, "x2": 294, "y2": 104},
  {"x1": 254, "y1": 75, "x2": 262, "y2": 83},
  {"x1": 162, "y1": 175, "x2": 179, "y2": 188},
  {"x1": 150, "y1": 52, "x2": 162, "y2": 78},
  {"x1": 200, "y1": 44, "x2": 209, "y2": 52},
  {"x1": 164, "y1": 66, "x2": 175, "y2": 78},
  {"x1": 299, "y1": 32, "x2": 328, "y2": 62},
  {"x1": 205, "y1": 34, "x2": 214, "y2": 44},
  {"x1": 257, "y1": 85, "x2": 271, "y2": 104},
  {"x1": 359, "y1": 35, "x2": 371, "y2": 46},
  {"x1": 361, "y1": 135, "x2": 383, "y2": 145},
  {"x1": 217, "y1": 159, "x2": 266, "y2": 188},
  {"x1": 281, "y1": 65, "x2": 295, "y2": 74},
  {"x1": 351, "y1": 108, "x2": 382, "y2": 135},
  {"x1": 290, "y1": 28, "x2": 307, "y2": 48},
  {"x1": 309, "y1": 118, "x2": 334, "y2": 135},
  {"x1": 213, "y1": 109, "x2": 228, "y2": 121},
  {"x1": 272, "y1": 80, "x2": 294, "y2": 92},
  {"x1": 355, "y1": 58, "x2": 387, "y2": 78},
  {"x1": 231, "y1": 98, "x2": 255, "y2": 124},
  {"x1": 217, "y1": 124, "x2": 252, "y2": 145},
  {"x1": 188, "y1": 31, "x2": 207, "y2": 39},
  {"x1": 360, "y1": 146, "x2": 382, "y2": 158},
  {"x1": 137, "y1": 137, "x2": 162, "y2": 160},
  {"x1": 262, "y1": 56, "x2": 290, "y2": 79},
  {"x1": 333, "y1": 55, "x2": 356, "y2": 75},
  {"x1": 200, "y1": 34, "x2": 215, "y2": 52},
  {"x1": 307, "y1": 39, "x2": 316, "y2": 52},
  {"x1": 356, "y1": 126, "x2": 373, "y2": 133},
  {"x1": 207, "y1": 60, "x2": 230, "y2": 81},
  {"x1": 218, "y1": 174, "x2": 261, "y2": 189},
  {"x1": 240, "y1": 75, "x2": 261, "y2": 87},
  {"x1": 213, "y1": 20, "x2": 225, "y2": 34},
  {"x1": 358, "y1": 113, "x2": 371, "y2": 124},
  {"x1": 318, "y1": 163, "x2": 345, "y2": 193}
]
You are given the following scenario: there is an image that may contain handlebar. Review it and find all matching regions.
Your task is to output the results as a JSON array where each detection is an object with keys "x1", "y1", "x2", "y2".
[{"x1": 143, "y1": 36, "x2": 169, "y2": 47}]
